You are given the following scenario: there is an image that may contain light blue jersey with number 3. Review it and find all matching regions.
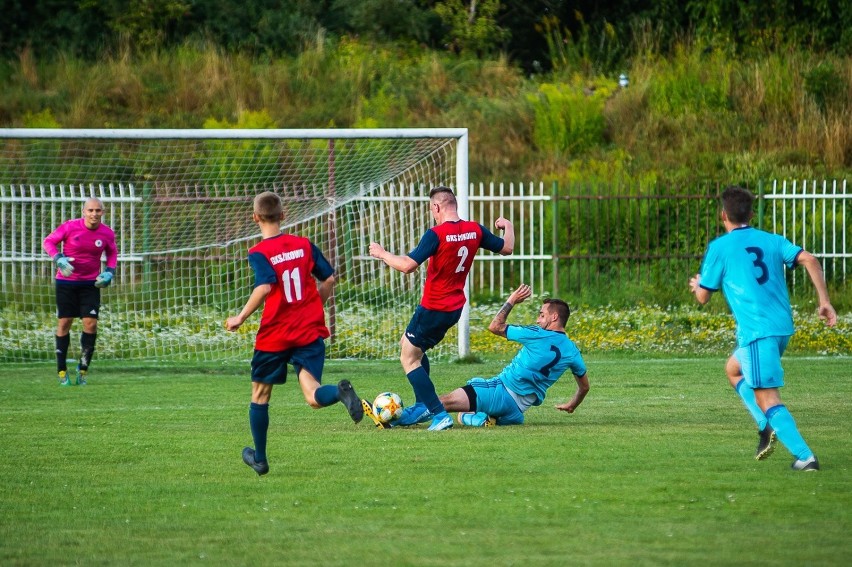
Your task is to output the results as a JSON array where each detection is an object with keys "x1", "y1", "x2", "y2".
[
  {"x1": 496, "y1": 325, "x2": 587, "y2": 406},
  {"x1": 699, "y1": 227, "x2": 802, "y2": 346}
]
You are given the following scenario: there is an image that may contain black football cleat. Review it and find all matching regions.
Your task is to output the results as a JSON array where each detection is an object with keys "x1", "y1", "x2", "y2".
[
  {"x1": 338, "y1": 380, "x2": 364, "y2": 423},
  {"x1": 242, "y1": 447, "x2": 269, "y2": 476},
  {"x1": 755, "y1": 426, "x2": 777, "y2": 460}
]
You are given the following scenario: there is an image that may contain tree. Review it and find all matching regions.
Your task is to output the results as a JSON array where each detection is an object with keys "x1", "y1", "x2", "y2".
[{"x1": 434, "y1": 0, "x2": 509, "y2": 55}]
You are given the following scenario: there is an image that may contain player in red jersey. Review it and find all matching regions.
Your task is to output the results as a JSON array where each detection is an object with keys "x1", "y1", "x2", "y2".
[
  {"x1": 369, "y1": 186, "x2": 514, "y2": 430},
  {"x1": 43, "y1": 197, "x2": 117, "y2": 386},
  {"x1": 225, "y1": 192, "x2": 364, "y2": 475}
]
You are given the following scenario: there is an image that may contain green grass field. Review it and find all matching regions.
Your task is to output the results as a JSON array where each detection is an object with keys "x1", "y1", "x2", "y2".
[{"x1": 1, "y1": 356, "x2": 849, "y2": 566}]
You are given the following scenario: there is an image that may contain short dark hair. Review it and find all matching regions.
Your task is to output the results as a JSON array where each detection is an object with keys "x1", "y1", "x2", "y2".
[
  {"x1": 543, "y1": 298, "x2": 570, "y2": 326},
  {"x1": 253, "y1": 191, "x2": 283, "y2": 222},
  {"x1": 429, "y1": 186, "x2": 457, "y2": 207},
  {"x1": 721, "y1": 186, "x2": 755, "y2": 224}
]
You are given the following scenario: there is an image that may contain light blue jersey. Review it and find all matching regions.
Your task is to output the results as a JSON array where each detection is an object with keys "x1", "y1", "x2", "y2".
[
  {"x1": 699, "y1": 227, "x2": 801, "y2": 346},
  {"x1": 495, "y1": 325, "x2": 587, "y2": 406}
]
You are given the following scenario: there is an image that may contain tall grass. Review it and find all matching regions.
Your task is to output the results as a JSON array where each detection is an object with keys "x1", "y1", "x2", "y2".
[{"x1": 2, "y1": 37, "x2": 850, "y2": 183}]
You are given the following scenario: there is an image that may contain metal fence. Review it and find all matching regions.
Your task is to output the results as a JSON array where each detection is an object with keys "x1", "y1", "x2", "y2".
[
  {"x1": 466, "y1": 180, "x2": 850, "y2": 299},
  {"x1": 762, "y1": 179, "x2": 849, "y2": 292},
  {"x1": 2, "y1": 180, "x2": 849, "y2": 301}
]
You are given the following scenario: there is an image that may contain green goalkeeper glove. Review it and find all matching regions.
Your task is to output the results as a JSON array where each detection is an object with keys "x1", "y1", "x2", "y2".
[
  {"x1": 54, "y1": 254, "x2": 75, "y2": 277},
  {"x1": 95, "y1": 268, "x2": 115, "y2": 288}
]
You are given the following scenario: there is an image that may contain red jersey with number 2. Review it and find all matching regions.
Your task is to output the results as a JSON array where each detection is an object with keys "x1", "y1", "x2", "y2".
[
  {"x1": 249, "y1": 234, "x2": 330, "y2": 352},
  {"x1": 421, "y1": 220, "x2": 485, "y2": 311}
]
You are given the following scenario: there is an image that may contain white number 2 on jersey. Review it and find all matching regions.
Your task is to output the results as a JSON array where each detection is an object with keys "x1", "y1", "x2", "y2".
[
  {"x1": 455, "y1": 246, "x2": 469, "y2": 273},
  {"x1": 281, "y1": 268, "x2": 303, "y2": 302}
]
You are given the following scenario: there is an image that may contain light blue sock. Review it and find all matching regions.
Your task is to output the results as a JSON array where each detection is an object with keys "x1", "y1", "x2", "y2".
[
  {"x1": 766, "y1": 404, "x2": 813, "y2": 461},
  {"x1": 406, "y1": 367, "x2": 444, "y2": 415},
  {"x1": 314, "y1": 384, "x2": 339, "y2": 407},
  {"x1": 249, "y1": 402, "x2": 269, "y2": 463},
  {"x1": 735, "y1": 379, "x2": 768, "y2": 431}
]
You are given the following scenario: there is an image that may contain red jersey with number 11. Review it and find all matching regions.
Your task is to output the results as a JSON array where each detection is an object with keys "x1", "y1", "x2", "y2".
[{"x1": 248, "y1": 233, "x2": 331, "y2": 352}]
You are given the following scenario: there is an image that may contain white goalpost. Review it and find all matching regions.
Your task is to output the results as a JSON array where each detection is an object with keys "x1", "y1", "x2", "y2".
[{"x1": 0, "y1": 128, "x2": 475, "y2": 363}]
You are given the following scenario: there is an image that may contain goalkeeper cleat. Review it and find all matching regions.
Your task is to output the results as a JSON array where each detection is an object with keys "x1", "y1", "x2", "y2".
[
  {"x1": 427, "y1": 411, "x2": 454, "y2": 431},
  {"x1": 391, "y1": 402, "x2": 432, "y2": 427},
  {"x1": 76, "y1": 367, "x2": 87, "y2": 386},
  {"x1": 242, "y1": 447, "x2": 269, "y2": 476},
  {"x1": 361, "y1": 399, "x2": 389, "y2": 429},
  {"x1": 457, "y1": 411, "x2": 496, "y2": 427},
  {"x1": 337, "y1": 380, "x2": 364, "y2": 423},
  {"x1": 755, "y1": 426, "x2": 776, "y2": 460},
  {"x1": 791, "y1": 455, "x2": 820, "y2": 471},
  {"x1": 58, "y1": 370, "x2": 71, "y2": 387}
]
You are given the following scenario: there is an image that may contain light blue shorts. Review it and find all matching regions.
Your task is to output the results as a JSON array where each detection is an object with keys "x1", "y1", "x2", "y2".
[
  {"x1": 734, "y1": 336, "x2": 790, "y2": 389},
  {"x1": 467, "y1": 377, "x2": 525, "y2": 425}
]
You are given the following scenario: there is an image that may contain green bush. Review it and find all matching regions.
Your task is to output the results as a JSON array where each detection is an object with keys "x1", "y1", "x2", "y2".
[{"x1": 527, "y1": 79, "x2": 614, "y2": 157}]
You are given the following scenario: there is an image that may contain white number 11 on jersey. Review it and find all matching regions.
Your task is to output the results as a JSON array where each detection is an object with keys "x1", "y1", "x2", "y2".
[{"x1": 281, "y1": 268, "x2": 303, "y2": 302}]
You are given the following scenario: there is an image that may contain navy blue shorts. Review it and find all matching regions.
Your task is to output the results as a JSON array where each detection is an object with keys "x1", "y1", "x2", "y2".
[
  {"x1": 404, "y1": 305, "x2": 463, "y2": 351},
  {"x1": 56, "y1": 283, "x2": 100, "y2": 319},
  {"x1": 251, "y1": 338, "x2": 326, "y2": 385}
]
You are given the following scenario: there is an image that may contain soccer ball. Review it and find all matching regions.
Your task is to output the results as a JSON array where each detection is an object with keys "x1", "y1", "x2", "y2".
[{"x1": 372, "y1": 392, "x2": 404, "y2": 423}]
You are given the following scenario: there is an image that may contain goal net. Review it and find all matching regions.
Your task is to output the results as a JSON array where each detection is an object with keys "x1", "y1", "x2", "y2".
[{"x1": 0, "y1": 128, "x2": 471, "y2": 363}]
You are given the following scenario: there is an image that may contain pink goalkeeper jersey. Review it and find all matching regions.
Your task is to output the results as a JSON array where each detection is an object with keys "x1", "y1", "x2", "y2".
[{"x1": 43, "y1": 219, "x2": 117, "y2": 282}]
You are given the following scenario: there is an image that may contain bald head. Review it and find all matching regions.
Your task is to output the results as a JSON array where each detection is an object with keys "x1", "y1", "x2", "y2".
[{"x1": 82, "y1": 198, "x2": 105, "y2": 229}]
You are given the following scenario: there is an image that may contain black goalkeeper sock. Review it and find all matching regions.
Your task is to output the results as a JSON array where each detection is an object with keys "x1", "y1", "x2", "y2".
[
  {"x1": 55, "y1": 334, "x2": 70, "y2": 372},
  {"x1": 80, "y1": 332, "x2": 97, "y2": 371}
]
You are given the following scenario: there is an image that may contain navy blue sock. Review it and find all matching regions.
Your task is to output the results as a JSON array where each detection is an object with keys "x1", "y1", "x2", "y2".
[
  {"x1": 314, "y1": 384, "x2": 339, "y2": 407},
  {"x1": 249, "y1": 403, "x2": 269, "y2": 463},
  {"x1": 421, "y1": 353, "x2": 430, "y2": 376},
  {"x1": 407, "y1": 367, "x2": 444, "y2": 415}
]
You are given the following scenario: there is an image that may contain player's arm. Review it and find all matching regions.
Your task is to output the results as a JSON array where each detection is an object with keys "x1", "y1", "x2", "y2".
[
  {"x1": 43, "y1": 221, "x2": 68, "y2": 257},
  {"x1": 368, "y1": 242, "x2": 419, "y2": 274},
  {"x1": 311, "y1": 243, "x2": 336, "y2": 304},
  {"x1": 94, "y1": 234, "x2": 119, "y2": 287},
  {"x1": 488, "y1": 284, "x2": 532, "y2": 337},
  {"x1": 43, "y1": 225, "x2": 76, "y2": 276},
  {"x1": 797, "y1": 251, "x2": 837, "y2": 327},
  {"x1": 556, "y1": 373, "x2": 590, "y2": 414},
  {"x1": 225, "y1": 284, "x2": 271, "y2": 331},
  {"x1": 104, "y1": 234, "x2": 119, "y2": 270},
  {"x1": 316, "y1": 274, "x2": 335, "y2": 304},
  {"x1": 494, "y1": 216, "x2": 515, "y2": 255},
  {"x1": 689, "y1": 274, "x2": 712, "y2": 304}
]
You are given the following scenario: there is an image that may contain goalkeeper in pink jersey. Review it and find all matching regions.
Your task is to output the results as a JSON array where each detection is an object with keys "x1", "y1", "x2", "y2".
[{"x1": 43, "y1": 197, "x2": 117, "y2": 386}]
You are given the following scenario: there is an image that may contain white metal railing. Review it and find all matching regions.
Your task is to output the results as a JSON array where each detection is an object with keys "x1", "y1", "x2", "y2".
[
  {"x1": 1, "y1": 180, "x2": 848, "y2": 295},
  {"x1": 764, "y1": 179, "x2": 849, "y2": 291}
]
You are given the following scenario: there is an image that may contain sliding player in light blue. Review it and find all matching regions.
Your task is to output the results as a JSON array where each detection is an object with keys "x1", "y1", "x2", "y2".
[
  {"x1": 690, "y1": 186, "x2": 836, "y2": 471},
  {"x1": 438, "y1": 284, "x2": 590, "y2": 426}
]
